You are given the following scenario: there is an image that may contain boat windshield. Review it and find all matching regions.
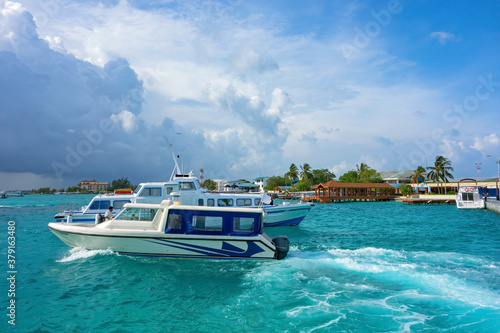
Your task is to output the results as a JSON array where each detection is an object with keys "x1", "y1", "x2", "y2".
[
  {"x1": 461, "y1": 193, "x2": 475, "y2": 201},
  {"x1": 115, "y1": 208, "x2": 158, "y2": 221},
  {"x1": 134, "y1": 185, "x2": 143, "y2": 194},
  {"x1": 179, "y1": 182, "x2": 196, "y2": 191},
  {"x1": 88, "y1": 200, "x2": 110, "y2": 210}
]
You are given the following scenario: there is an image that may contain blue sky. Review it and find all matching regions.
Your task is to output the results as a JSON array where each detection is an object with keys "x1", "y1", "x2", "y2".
[{"x1": 1, "y1": 0, "x2": 499, "y2": 189}]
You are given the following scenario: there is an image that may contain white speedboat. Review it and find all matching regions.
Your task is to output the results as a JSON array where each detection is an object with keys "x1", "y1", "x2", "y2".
[
  {"x1": 48, "y1": 200, "x2": 290, "y2": 260},
  {"x1": 4, "y1": 190, "x2": 23, "y2": 197},
  {"x1": 456, "y1": 178, "x2": 485, "y2": 209},
  {"x1": 55, "y1": 146, "x2": 313, "y2": 226},
  {"x1": 54, "y1": 188, "x2": 145, "y2": 223}
]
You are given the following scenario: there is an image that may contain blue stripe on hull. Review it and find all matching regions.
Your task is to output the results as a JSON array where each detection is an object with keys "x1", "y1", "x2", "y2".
[
  {"x1": 57, "y1": 218, "x2": 96, "y2": 223},
  {"x1": 264, "y1": 215, "x2": 306, "y2": 227},
  {"x1": 265, "y1": 207, "x2": 311, "y2": 215},
  {"x1": 119, "y1": 252, "x2": 270, "y2": 260},
  {"x1": 264, "y1": 205, "x2": 311, "y2": 227},
  {"x1": 145, "y1": 239, "x2": 267, "y2": 258}
]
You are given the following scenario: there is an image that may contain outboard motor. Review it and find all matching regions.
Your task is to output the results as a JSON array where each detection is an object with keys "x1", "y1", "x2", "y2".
[
  {"x1": 272, "y1": 236, "x2": 290, "y2": 260},
  {"x1": 95, "y1": 213, "x2": 105, "y2": 224}
]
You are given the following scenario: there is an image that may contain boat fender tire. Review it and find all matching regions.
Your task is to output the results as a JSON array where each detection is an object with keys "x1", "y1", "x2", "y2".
[{"x1": 272, "y1": 236, "x2": 290, "y2": 260}]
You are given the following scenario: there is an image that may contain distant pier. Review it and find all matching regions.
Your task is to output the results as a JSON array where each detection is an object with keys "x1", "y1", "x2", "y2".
[
  {"x1": 401, "y1": 198, "x2": 455, "y2": 205},
  {"x1": 309, "y1": 180, "x2": 396, "y2": 203}
]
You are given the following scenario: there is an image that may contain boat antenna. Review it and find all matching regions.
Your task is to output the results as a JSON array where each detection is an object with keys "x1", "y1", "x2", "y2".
[{"x1": 165, "y1": 137, "x2": 182, "y2": 180}]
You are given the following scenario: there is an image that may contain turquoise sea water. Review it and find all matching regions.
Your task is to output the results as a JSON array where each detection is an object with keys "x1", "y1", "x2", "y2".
[{"x1": 1, "y1": 195, "x2": 500, "y2": 332}]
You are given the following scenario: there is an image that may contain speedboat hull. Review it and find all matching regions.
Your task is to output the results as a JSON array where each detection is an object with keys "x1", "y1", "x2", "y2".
[
  {"x1": 48, "y1": 202, "x2": 289, "y2": 260},
  {"x1": 48, "y1": 225, "x2": 277, "y2": 259},
  {"x1": 264, "y1": 203, "x2": 313, "y2": 226}
]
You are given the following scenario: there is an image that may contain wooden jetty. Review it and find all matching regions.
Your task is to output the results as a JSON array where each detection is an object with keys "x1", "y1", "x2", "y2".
[
  {"x1": 309, "y1": 180, "x2": 396, "y2": 203},
  {"x1": 402, "y1": 198, "x2": 455, "y2": 205}
]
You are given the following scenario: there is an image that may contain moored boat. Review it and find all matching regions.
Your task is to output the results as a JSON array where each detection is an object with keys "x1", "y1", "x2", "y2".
[
  {"x1": 48, "y1": 200, "x2": 290, "y2": 260},
  {"x1": 54, "y1": 146, "x2": 313, "y2": 226},
  {"x1": 54, "y1": 194, "x2": 135, "y2": 223},
  {"x1": 456, "y1": 178, "x2": 485, "y2": 209}
]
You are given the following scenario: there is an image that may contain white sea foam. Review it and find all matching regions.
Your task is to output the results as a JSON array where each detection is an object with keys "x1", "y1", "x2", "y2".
[
  {"x1": 328, "y1": 246, "x2": 406, "y2": 258},
  {"x1": 325, "y1": 247, "x2": 500, "y2": 309},
  {"x1": 57, "y1": 247, "x2": 116, "y2": 262},
  {"x1": 306, "y1": 315, "x2": 346, "y2": 333}
]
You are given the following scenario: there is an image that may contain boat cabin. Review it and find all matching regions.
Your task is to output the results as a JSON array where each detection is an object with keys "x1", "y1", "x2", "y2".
[{"x1": 112, "y1": 203, "x2": 263, "y2": 237}]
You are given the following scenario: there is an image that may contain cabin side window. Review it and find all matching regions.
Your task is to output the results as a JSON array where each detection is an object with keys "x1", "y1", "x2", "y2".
[
  {"x1": 198, "y1": 199, "x2": 204, "y2": 206},
  {"x1": 218, "y1": 199, "x2": 233, "y2": 207},
  {"x1": 89, "y1": 200, "x2": 110, "y2": 210},
  {"x1": 140, "y1": 188, "x2": 162, "y2": 196},
  {"x1": 192, "y1": 216, "x2": 222, "y2": 231},
  {"x1": 166, "y1": 187, "x2": 174, "y2": 194},
  {"x1": 207, "y1": 199, "x2": 215, "y2": 206},
  {"x1": 233, "y1": 217, "x2": 255, "y2": 232},
  {"x1": 166, "y1": 213, "x2": 183, "y2": 230},
  {"x1": 113, "y1": 200, "x2": 130, "y2": 210},
  {"x1": 236, "y1": 199, "x2": 252, "y2": 206},
  {"x1": 254, "y1": 199, "x2": 261, "y2": 205},
  {"x1": 180, "y1": 182, "x2": 195, "y2": 191}
]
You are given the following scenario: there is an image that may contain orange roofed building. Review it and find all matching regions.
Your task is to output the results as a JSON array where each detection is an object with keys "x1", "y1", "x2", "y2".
[
  {"x1": 312, "y1": 180, "x2": 396, "y2": 203},
  {"x1": 80, "y1": 180, "x2": 110, "y2": 192}
]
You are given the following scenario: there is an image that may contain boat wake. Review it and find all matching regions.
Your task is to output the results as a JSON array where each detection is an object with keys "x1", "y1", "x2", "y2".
[
  {"x1": 286, "y1": 247, "x2": 500, "y2": 309},
  {"x1": 57, "y1": 247, "x2": 117, "y2": 263},
  {"x1": 234, "y1": 247, "x2": 500, "y2": 332}
]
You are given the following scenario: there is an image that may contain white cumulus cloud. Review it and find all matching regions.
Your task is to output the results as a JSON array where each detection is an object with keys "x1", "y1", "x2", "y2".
[
  {"x1": 470, "y1": 134, "x2": 499, "y2": 154},
  {"x1": 430, "y1": 31, "x2": 460, "y2": 45},
  {"x1": 111, "y1": 110, "x2": 138, "y2": 133}
]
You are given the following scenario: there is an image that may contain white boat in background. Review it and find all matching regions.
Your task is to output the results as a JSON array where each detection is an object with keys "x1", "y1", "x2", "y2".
[
  {"x1": 3, "y1": 190, "x2": 23, "y2": 197},
  {"x1": 456, "y1": 178, "x2": 485, "y2": 209},
  {"x1": 48, "y1": 200, "x2": 290, "y2": 260},
  {"x1": 55, "y1": 145, "x2": 313, "y2": 226}
]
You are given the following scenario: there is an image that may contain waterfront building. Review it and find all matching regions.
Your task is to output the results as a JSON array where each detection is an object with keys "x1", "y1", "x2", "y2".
[
  {"x1": 253, "y1": 176, "x2": 268, "y2": 192},
  {"x1": 423, "y1": 177, "x2": 499, "y2": 197},
  {"x1": 223, "y1": 180, "x2": 260, "y2": 192},
  {"x1": 380, "y1": 170, "x2": 415, "y2": 185},
  {"x1": 80, "y1": 180, "x2": 110, "y2": 192}
]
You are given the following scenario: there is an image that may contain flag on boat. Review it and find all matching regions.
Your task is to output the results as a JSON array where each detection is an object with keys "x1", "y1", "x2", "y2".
[{"x1": 262, "y1": 194, "x2": 272, "y2": 205}]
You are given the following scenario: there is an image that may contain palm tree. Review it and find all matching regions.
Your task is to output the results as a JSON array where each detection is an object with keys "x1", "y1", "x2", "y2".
[
  {"x1": 411, "y1": 166, "x2": 426, "y2": 183},
  {"x1": 427, "y1": 156, "x2": 454, "y2": 194},
  {"x1": 437, "y1": 156, "x2": 454, "y2": 194},
  {"x1": 356, "y1": 163, "x2": 369, "y2": 182},
  {"x1": 300, "y1": 163, "x2": 312, "y2": 180},
  {"x1": 284, "y1": 163, "x2": 299, "y2": 189},
  {"x1": 426, "y1": 159, "x2": 442, "y2": 193}
]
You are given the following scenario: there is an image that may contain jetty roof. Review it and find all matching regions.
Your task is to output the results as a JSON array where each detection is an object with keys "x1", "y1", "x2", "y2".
[
  {"x1": 314, "y1": 180, "x2": 395, "y2": 189},
  {"x1": 379, "y1": 170, "x2": 414, "y2": 180}
]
